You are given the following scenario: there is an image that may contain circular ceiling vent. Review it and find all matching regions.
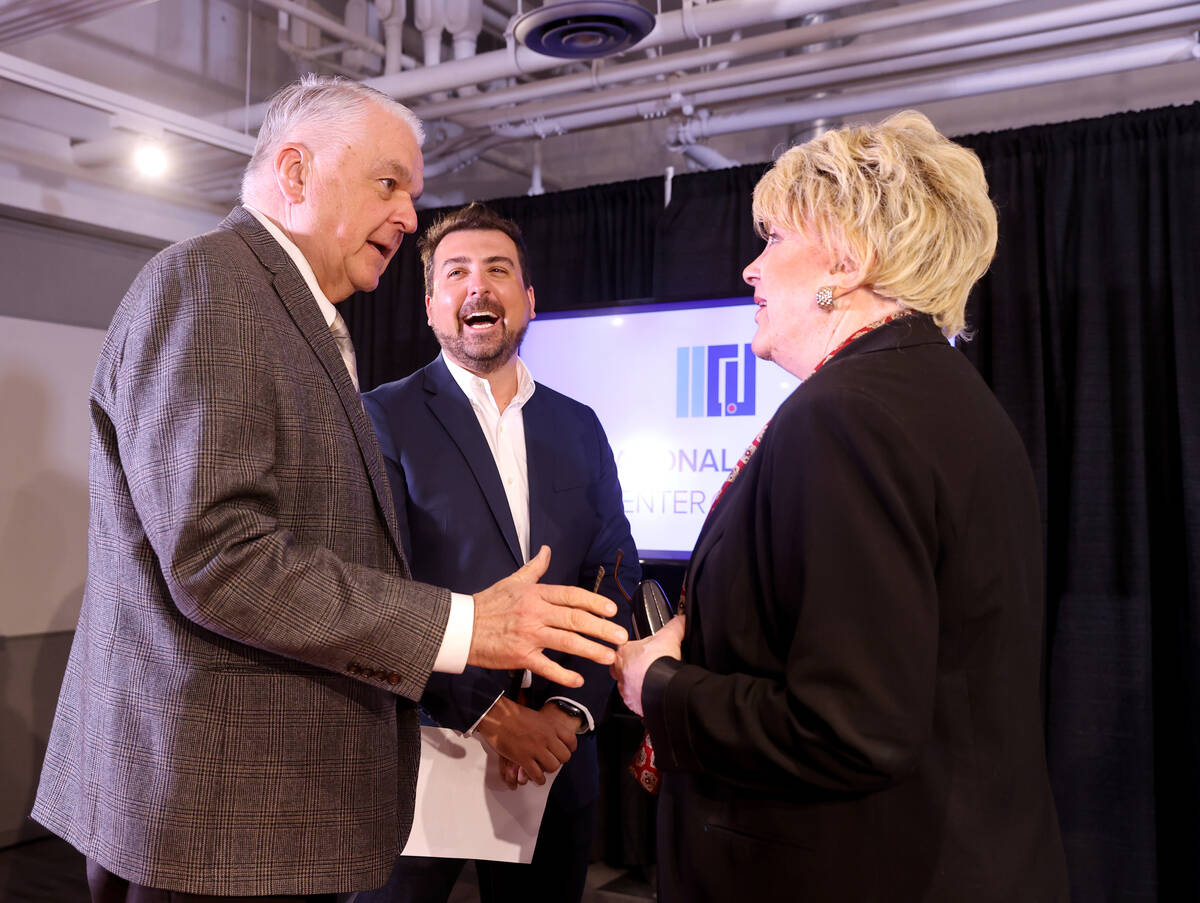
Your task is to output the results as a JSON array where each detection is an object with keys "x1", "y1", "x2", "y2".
[{"x1": 513, "y1": 0, "x2": 656, "y2": 60}]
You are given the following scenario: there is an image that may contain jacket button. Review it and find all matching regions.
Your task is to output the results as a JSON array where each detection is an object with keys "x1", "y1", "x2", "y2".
[{"x1": 387, "y1": 672, "x2": 401, "y2": 685}]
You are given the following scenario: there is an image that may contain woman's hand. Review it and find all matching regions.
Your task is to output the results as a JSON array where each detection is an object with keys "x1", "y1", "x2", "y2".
[{"x1": 610, "y1": 615, "x2": 685, "y2": 716}]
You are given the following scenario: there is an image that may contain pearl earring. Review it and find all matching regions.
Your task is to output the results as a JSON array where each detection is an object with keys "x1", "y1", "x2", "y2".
[{"x1": 816, "y1": 286, "x2": 835, "y2": 311}]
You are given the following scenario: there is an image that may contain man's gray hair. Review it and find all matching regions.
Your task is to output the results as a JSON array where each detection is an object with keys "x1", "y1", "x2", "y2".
[{"x1": 240, "y1": 74, "x2": 425, "y2": 202}]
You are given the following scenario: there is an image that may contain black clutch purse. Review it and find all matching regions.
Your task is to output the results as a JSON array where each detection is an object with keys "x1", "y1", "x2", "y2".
[
  {"x1": 629, "y1": 578, "x2": 674, "y2": 639},
  {"x1": 604, "y1": 549, "x2": 675, "y2": 640}
]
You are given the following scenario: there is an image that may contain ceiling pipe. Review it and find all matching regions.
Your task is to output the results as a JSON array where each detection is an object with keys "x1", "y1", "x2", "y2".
[
  {"x1": 414, "y1": 0, "x2": 1021, "y2": 122},
  {"x1": 670, "y1": 34, "x2": 1200, "y2": 143},
  {"x1": 677, "y1": 4, "x2": 1200, "y2": 116},
  {"x1": 0, "y1": 0, "x2": 161, "y2": 47},
  {"x1": 278, "y1": 37, "x2": 366, "y2": 78},
  {"x1": 375, "y1": 0, "x2": 408, "y2": 74},
  {"x1": 476, "y1": 146, "x2": 563, "y2": 190},
  {"x1": 447, "y1": 0, "x2": 484, "y2": 97},
  {"x1": 253, "y1": 0, "x2": 395, "y2": 61},
  {"x1": 673, "y1": 143, "x2": 741, "y2": 169},
  {"x1": 423, "y1": 134, "x2": 508, "y2": 177},
  {"x1": 790, "y1": 9, "x2": 845, "y2": 145},
  {"x1": 481, "y1": 3, "x2": 510, "y2": 35},
  {"x1": 413, "y1": 0, "x2": 449, "y2": 101},
  {"x1": 208, "y1": 0, "x2": 882, "y2": 131},
  {"x1": 449, "y1": 1, "x2": 1200, "y2": 132},
  {"x1": 430, "y1": 30, "x2": 1195, "y2": 154},
  {"x1": 528, "y1": 142, "x2": 544, "y2": 196},
  {"x1": 342, "y1": 0, "x2": 374, "y2": 72}
]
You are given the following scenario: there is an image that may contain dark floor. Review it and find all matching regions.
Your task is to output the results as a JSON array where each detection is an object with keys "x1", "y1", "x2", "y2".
[{"x1": 0, "y1": 836, "x2": 655, "y2": 902}]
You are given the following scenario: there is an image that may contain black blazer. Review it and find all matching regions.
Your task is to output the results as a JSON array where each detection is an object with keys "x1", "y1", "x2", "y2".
[
  {"x1": 364, "y1": 356, "x2": 637, "y2": 808},
  {"x1": 643, "y1": 315, "x2": 1069, "y2": 902}
]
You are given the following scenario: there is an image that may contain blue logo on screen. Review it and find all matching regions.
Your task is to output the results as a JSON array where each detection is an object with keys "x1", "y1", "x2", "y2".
[{"x1": 676, "y1": 344, "x2": 756, "y2": 417}]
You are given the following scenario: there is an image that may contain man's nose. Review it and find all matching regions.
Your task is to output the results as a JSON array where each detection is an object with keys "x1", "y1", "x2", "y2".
[
  {"x1": 465, "y1": 273, "x2": 488, "y2": 297},
  {"x1": 391, "y1": 195, "x2": 418, "y2": 234}
]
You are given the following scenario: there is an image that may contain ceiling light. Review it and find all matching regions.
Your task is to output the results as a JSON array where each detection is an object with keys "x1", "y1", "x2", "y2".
[
  {"x1": 133, "y1": 141, "x2": 168, "y2": 178},
  {"x1": 513, "y1": 0, "x2": 655, "y2": 60}
]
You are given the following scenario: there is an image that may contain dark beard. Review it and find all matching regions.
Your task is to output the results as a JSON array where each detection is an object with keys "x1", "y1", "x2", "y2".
[{"x1": 432, "y1": 319, "x2": 529, "y2": 375}]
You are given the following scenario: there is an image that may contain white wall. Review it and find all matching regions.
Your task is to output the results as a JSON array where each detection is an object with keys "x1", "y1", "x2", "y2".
[{"x1": 0, "y1": 315, "x2": 103, "y2": 637}]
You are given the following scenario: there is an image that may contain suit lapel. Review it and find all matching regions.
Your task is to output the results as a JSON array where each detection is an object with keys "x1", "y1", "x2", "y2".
[
  {"x1": 523, "y1": 388, "x2": 554, "y2": 557},
  {"x1": 423, "y1": 359, "x2": 524, "y2": 566},
  {"x1": 223, "y1": 208, "x2": 406, "y2": 564}
]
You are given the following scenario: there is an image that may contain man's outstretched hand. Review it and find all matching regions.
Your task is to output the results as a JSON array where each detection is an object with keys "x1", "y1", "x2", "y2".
[{"x1": 469, "y1": 545, "x2": 628, "y2": 687}]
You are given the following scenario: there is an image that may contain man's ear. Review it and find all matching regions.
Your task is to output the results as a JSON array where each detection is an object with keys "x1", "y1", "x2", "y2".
[
  {"x1": 526, "y1": 285, "x2": 536, "y2": 320},
  {"x1": 274, "y1": 144, "x2": 308, "y2": 204},
  {"x1": 425, "y1": 294, "x2": 434, "y2": 326}
]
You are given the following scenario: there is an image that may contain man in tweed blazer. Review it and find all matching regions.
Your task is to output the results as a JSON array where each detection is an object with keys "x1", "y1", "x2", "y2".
[{"x1": 31, "y1": 77, "x2": 625, "y2": 902}]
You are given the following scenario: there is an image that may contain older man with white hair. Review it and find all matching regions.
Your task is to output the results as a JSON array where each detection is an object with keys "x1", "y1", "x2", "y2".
[{"x1": 31, "y1": 75, "x2": 626, "y2": 903}]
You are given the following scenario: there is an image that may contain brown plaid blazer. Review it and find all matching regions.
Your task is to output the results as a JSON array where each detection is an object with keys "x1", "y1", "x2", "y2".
[{"x1": 32, "y1": 207, "x2": 452, "y2": 896}]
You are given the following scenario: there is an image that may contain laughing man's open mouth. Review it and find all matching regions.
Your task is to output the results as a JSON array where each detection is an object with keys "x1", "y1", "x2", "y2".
[{"x1": 461, "y1": 303, "x2": 504, "y2": 330}]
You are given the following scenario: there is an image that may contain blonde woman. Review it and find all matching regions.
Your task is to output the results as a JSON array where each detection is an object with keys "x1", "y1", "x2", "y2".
[{"x1": 614, "y1": 112, "x2": 1069, "y2": 902}]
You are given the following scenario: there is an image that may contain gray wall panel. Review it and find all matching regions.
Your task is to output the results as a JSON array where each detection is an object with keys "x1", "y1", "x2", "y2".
[{"x1": 0, "y1": 210, "x2": 163, "y2": 329}]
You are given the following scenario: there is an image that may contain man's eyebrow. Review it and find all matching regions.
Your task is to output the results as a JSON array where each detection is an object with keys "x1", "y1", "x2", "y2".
[
  {"x1": 440, "y1": 255, "x2": 517, "y2": 269},
  {"x1": 377, "y1": 159, "x2": 416, "y2": 187}
]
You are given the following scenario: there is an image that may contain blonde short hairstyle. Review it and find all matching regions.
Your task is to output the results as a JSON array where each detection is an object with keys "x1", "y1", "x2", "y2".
[{"x1": 752, "y1": 111, "x2": 997, "y2": 339}]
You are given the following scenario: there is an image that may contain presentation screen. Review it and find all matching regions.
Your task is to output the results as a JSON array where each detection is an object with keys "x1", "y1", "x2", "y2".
[{"x1": 521, "y1": 297, "x2": 801, "y2": 561}]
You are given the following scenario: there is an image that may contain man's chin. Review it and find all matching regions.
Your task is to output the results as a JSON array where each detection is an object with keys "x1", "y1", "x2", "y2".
[
  {"x1": 351, "y1": 274, "x2": 383, "y2": 295},
  {"x1": 444, "y1": 341, "x2": 511, "y2": 374}
]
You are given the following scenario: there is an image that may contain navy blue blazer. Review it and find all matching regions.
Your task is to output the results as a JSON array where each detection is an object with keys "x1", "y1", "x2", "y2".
[{"x1": 364, "y1": 356, "x2": 638, "y2": 808}]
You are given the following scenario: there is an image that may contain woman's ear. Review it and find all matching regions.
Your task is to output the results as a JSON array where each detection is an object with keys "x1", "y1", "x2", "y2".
[{"x1": 833, "y1": 248, "x2": 872, "y2": 290}]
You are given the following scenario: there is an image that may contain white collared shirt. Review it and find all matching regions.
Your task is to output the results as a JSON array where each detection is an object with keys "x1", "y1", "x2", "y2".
[{"x1": 242, "y1": 205, "x2": 473, "y2": 675}]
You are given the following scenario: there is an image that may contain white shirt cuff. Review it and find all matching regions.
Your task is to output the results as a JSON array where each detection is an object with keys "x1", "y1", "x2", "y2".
[
  {"x1": 546, "y1": 695, "x2": 596, "y2": 733},
  {"x1": 432, "y1": 592, "x2": 474, "y2": 673}
]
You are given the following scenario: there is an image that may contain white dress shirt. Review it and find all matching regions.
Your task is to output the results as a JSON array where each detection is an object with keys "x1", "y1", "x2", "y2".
[{"x1": 242, "y1": 205, "x2": 473, "y2": 674}]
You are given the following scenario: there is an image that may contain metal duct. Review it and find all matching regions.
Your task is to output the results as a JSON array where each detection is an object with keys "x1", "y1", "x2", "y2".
[{"x1": 0, "y1": 0, "x2": 161, "y2": 47}]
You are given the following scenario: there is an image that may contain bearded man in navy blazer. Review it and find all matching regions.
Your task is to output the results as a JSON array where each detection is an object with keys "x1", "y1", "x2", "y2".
[{"x1": 361, "y1": 203, "x2": 638, "y2": 903}]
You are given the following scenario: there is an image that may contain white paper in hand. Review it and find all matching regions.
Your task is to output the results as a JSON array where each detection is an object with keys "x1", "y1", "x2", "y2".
[{"x1": 401, "y1": 726, "x2": 558, "y2": 863}]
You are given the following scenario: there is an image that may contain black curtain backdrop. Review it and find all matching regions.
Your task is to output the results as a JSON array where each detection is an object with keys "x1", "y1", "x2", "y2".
[
  {"x1": 344, "y1": 176, "x2": 664, "y2": 387},
  {"x1": 958, "y1": 105, "x2": 1200, "y2": 903},
  {"x1": 342, "y1": 102, "x2": 1200, "y2": 901}
]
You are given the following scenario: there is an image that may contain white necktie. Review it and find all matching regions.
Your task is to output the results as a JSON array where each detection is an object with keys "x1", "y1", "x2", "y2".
[{"x1": 329, "y1": 310, "x2": 359, "y2": 392}]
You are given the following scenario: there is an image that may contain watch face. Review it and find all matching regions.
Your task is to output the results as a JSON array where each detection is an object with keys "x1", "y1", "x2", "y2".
[{"x1": 554, "y1": 700, "x2": 589, "y2": 733}]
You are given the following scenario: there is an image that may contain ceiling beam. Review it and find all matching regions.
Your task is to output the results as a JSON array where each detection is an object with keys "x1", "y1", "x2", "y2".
[{"x1": 0, "y1": 50, "x2": 257, "y2": 156}]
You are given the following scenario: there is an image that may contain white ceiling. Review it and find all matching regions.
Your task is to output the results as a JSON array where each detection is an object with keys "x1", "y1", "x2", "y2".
[{"x1": 0, "y1": 0, "x2": 1197, "y2": 242}]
